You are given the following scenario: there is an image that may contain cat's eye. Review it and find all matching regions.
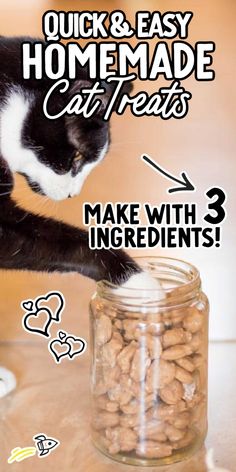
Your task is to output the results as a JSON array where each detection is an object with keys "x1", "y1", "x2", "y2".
[
  {"x1": 74, "y1": 152, "x2": 83, "y2": 162},
  {"x1": 71, "y1": 152, "x2": 84, "y2": 176}
]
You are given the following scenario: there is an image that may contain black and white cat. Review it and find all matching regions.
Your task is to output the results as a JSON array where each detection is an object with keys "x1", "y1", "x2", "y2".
[{"x1": 0, "y1": 36, "x2": 161, "y2": 397}]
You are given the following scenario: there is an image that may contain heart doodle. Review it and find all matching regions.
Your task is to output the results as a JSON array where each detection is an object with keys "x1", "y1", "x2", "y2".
[
  {"x1": 58, "y1": 331, "x2": 67, "y2": 341},
  {"x1": 49, "y1": 339, "x2": 71, "y2": 364},
  {"x1": 21, "y1": 300, "x2": 34, "y2": 311},
  {"x1": 35, "y1": 291, "x2": 65, "y2": 322},
  {"x1": 48, "y1": 330, "x2": 87, "y2": 364},
  {"x1": 66, "y1": 335, "x2": 87, "y2": 359},
  {"x1": 22, "y1": 308, "x2": 53, "y2": 338},
  {"x1": 21, "y1": 291, "x2": 66, "y2": 339}
]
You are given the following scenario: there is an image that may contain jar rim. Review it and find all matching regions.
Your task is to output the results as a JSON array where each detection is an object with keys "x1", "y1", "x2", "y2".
[{"x1": 97, "y1": 256, "x2": 201, "y2": 307}]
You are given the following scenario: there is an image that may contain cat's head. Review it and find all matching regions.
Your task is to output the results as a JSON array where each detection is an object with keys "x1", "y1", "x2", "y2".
[
  {"x1": 20, "y1": 80, "x2": 113, "y2": 201},
  {"x1": 5, "y1": 79, "x2": 130, "y2": 201}
]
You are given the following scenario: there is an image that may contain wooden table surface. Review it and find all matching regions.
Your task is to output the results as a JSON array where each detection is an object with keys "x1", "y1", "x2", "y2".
[{"x1": 0, "y1": 274, "x2": 235, "y2": 472}]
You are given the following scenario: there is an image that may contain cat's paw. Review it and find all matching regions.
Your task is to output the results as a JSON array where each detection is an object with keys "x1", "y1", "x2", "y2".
[
  {"x1": 122, "y1": 271, "x2": 163, "y2": 291},
  {"x1": 116, "y1": 271, "x2": 165, "y2": 302},
  {"x1": 0, "y1": 367, "x2": 16, "y2": 398}
]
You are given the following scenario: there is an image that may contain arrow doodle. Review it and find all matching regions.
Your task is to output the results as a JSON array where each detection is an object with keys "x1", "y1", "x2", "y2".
[{"x1": 141, "y1": 153, "x2": 196, "y2": 193}]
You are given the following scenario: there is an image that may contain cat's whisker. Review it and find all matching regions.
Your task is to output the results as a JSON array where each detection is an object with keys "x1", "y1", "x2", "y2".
[
  {"x1": 25, "y1": 196, "x2": 47, "y2": 210},
  {"x1": 51, "y1": 200, "x2": 59, "y2": 218},
  {"x1": 28, "y1": 195, "x2": 56, "y2": 216},
  {"x1": 13, "y1": 183, "x2": 39, "y2": 192},
  {"x1": 0, "y1": 191, "x2": 12, "y2": 197},
  {"x1": 16, "y1": 190, "x2": 38, "y2": 200},
  {"x1": 16, "y1": 195, "x2": 43, "y2": 211},
  {"x1": 37, "y1": 198, "x2": 51, "y2": 215}
]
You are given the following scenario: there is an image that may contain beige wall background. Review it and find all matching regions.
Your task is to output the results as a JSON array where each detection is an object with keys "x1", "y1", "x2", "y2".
[{"x1": 0, "y1": 0, "x2": 235, "y2": 341}]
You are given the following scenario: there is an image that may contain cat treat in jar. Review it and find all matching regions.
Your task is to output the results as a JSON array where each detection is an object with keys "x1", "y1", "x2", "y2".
[{"x1": 89, "y1": 257, "x2": 209, "y2": 466}]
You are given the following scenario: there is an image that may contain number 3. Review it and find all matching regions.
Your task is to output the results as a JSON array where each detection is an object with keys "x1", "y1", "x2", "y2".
[{"x1": 203, "y1": 187, "x2": 226, "y2": 224}]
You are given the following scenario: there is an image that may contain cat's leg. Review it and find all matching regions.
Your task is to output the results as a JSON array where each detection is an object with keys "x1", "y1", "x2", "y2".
[
  {"x1": 0, "y1": 156, "x2": 162, "y2": 285},
  {"x1": 0, "y1": 197, "x2": 141, "y2": 283},
  {"x1": 0, "y1": 196, "x2": 164, "y2": 296}
]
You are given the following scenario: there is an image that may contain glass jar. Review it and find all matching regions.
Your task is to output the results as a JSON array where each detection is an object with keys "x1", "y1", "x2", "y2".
[{"x1": 89, "y1": 257, "x2": 209, "y2": 466}]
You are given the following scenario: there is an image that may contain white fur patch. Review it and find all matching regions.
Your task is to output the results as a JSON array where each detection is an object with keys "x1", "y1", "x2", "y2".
[
  {"x1": 122, "y1": 272, "x2": 163, "y2": 291},
  {"x1": 117, "y1": 271, "x2": 165, "y2": 303},
  {"x1": 0, "y1": 90, "x2": 108, "y2": 200},
  {"x1": 0, "y1": 366, "x2": 16, "y2": 398}
]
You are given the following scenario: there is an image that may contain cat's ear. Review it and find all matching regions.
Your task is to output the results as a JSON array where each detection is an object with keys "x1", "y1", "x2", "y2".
[
  {"x1": 101, "y1": 79, "x2": 133, "y2": 97},
  {"x1": 66, "y1": 80, "x2": 94, "y2": 146},
  {"x1": 99, "y1": 79, "x2": 133, "y2": 115},
  {"x1": 68, "y1": 79, "x2": 94, "y2": 98}
]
